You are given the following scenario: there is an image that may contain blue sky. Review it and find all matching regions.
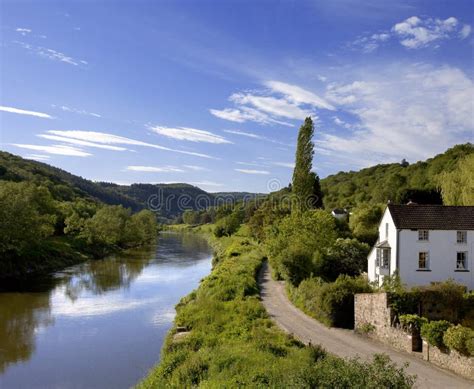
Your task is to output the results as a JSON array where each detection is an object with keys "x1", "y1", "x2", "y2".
[{"x1": 1, "y1": 0, "x2": 473, "y2": 193}]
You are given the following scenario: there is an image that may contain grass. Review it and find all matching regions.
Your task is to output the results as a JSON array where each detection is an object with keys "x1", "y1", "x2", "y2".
[{"x1": 137, "y1": 227, "x2": 415, "y2": 388}]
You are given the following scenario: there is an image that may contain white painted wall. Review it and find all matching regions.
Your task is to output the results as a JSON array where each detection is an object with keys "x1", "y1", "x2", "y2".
[
  {"x1": 398, "y1": 229, "x2": 474, "y2": 291},
  {"x1": 367, "y1": 207, "x2": 398, "y2": 286}
]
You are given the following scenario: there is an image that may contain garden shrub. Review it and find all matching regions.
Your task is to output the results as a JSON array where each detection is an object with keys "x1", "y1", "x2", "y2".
[
  {"x1": 443, "y1": 325, "x2": 474, "y2": 356},
  {"x1": 399, "y1": 314, "x2": 428, "y2": 333},
  {"x1": 421, "y1": 320, "x2": 452, "y2": 349}
]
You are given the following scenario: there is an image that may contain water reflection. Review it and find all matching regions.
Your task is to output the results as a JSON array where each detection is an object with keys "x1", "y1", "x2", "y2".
[{"x1": 0, "y1": 233, "x2": 212, "y2": 389}]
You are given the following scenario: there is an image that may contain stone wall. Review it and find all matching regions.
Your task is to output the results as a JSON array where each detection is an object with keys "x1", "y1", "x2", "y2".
[
  {"x1": 354, "y1": 293, "x2": 419, "y2": 353},
  {"x1": 422, "y1": 340, "x2": 474, "y2": 380}
]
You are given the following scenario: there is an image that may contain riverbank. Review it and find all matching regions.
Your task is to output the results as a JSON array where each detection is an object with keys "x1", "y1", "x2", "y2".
[
  {"x1": 137, "y1": 227, "x2": 415, "y2": 388},
  {"x1": 0, "y1": 235, "x2": 158, "y2": 284}
]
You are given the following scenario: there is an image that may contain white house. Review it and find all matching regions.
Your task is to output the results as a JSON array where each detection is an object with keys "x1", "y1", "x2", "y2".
[{"x1": 367, "y1": 204, "x2": 474, "y2": 290}]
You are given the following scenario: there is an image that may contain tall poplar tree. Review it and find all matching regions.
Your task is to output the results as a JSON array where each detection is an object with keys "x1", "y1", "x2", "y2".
[{"x1": 292, "y1": 117, "x2": 323, "y2": 211}]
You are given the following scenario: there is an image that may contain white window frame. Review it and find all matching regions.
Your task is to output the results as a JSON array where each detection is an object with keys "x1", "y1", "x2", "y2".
[
  {"x1": 418, "y1": 252, "x2": 429, "y2": 270},
  {"x1": 456, "y1": 252, "x2": 468, "y2": 270},
  {"x1": 457, "y1": 231, "x2": 467, "y2": 244},
  {"x1": 418, "y1": 230, "x2": 429, "y2": 241}
]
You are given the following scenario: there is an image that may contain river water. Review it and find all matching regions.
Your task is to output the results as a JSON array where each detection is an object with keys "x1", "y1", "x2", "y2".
[{"x1": 0, "y1": 232, "x2": 212, "y2": 389}]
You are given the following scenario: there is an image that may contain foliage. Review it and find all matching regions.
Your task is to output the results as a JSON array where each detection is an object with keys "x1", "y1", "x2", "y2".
[
  {"x1": 399, "y1": 314, "x2": 428, "y2": 333},
  {"x1": 320, "y1": 143, "x2": 473, "y2": 209},
  {"x1": 358, "y1": 323, "x2": 376, "y2": 334},
  {"x1": 289, "y1": 275, "x2": 372, "y2": 328},
  {"x1": 0, "y1": 181, "x2": 56, "y2": 255},
  {"x1": 314, "y1": 238, "x2": 370, "y2": 281},
  {"x1": 438, "y1": 153, "x2": 474, "y2": 205},
  {"x1": 421, "y1": 320, "x2": 452, "y2": 349},
  {"x1": 292, "y1": 117, "x2": 323, "y2": 211},
  {"x1": 443, "y1": 325, "x2": 474, "y2": 356},
  {"x1": 266, "y1": 210, "x2": 337, "y2": 284},
  {"x1": 213, "y1": 208, "x2": 244, "y2": 237},
  {"x1": 138, "y1": 236, "x2": 414, "y2": 388},
  {"x1": 348, "y1": 204, "x2": 384, "y2": 244}
]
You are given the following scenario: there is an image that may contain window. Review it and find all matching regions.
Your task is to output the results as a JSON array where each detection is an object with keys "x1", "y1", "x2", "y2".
[
  {"x1": 457, "y1": 231, "x2": 467, "y2": 244},
  {"x1": 456, "y1": 252, "x2": 468, "y2": 270},
  {"x1": 418, "y1": 252, "x2": 429, "y2": 269},
  {"x1": 385, "y1": 223, "x2": 389, "y2": 239},
  {"x1": 418, "y1": 230, "x2": 429, "y2": 241},
  {"x1": 381, "y1": 249, "x2": 390, "y2": 268}
]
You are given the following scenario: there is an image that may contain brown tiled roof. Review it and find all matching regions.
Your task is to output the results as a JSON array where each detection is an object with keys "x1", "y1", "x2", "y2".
[{"x1": 388, "y1": 204, "x2": 474, "y2": 230}]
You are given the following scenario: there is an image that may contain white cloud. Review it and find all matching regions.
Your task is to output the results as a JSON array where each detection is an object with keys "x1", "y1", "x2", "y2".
[
  {"x1": 16, "y1": 28, "x2": 32, "y2": 36},
  {"x1": 148, "y1": 125, "x2": 231, "y2": 144},
  {"x1": 0, "y1": 105, "x2": 53, "y2": 119},
  {"x1": 235, "y1": 169, "x2": 270, "y2": 175},
  {"x1": 191, "y1": 181, "x2": 224, "y2": 187},
  {"x1": 46, "y1": 130, "x2": 214, "y2": 158},
  {"x1": 126, "y1": 166, "x2": 185, "y2": 173},
  {"x1": 183, "y1": 165, "x2": 209, "y2": 171},
  {"x1": 224, "y1": 129, "x2": 263, "y2": 139},
  {"x1": 52, "y1": 105, "x2": 101, "y2": 118},
  {"x1": 24, "y1": 154, "x2": 50, "y2": 161},
  {"x1": 211, "y1": 81, "x2": 334, "y2": 126},
  {"x1": 10, "y1": 144, "x2": 92, "y2": 157},
  {"x1": 236, "y1": 161, "x2": 265, "y2": 167},
  {"x1": 460, "y1": 24, "x2": 472, "y2": 39},
  {"x1": 15, "y1": 41, "x2": 86, "y2": 66},
  {"x1": 393, "y1": 16, "x2": 463, "y2": 49},
  {"x1": 318, "y1": 63, "x2": 474, "y2": 167},
  {"x1": 272, "y1": 162, "x2": 295, "y2": 168},
  {"x1": 350, "y1": 32, "x2": 391, "y2": 53},
  {"x1": 265, "y1": 80, "x2": 335, "y2": 110},
  {"x1": 38, "y1": 134, "x2": 127, "y2": 151}
]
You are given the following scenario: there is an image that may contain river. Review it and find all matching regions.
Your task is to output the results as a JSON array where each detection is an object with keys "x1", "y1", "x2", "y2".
[{"x1": 0, "y1": 232, "x2": 212, "y2": 389}]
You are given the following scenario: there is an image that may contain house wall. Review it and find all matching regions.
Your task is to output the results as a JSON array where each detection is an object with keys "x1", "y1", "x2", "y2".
[
  {"x1": 367, "y1": 207, "x2": 398, "y2": 286},
  {"x1": 398, "y1": 229, "x2": 474, "y2": 290}
]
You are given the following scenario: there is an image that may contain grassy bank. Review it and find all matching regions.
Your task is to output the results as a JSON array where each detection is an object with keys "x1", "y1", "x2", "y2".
[{"x1": 137, "y1": 228, "x2": 415, "y2": 388}]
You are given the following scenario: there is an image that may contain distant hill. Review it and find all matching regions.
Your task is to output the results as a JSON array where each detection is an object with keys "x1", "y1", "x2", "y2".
[
  {"x1": 320, "y1": 143, "x2": 474, "y2": 209},
  {"x1": 0, "y1": 151, "x2": 260, "y2": 219}
]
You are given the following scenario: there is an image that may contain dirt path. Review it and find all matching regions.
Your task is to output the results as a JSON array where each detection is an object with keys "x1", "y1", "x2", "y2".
[{"x1": 259, "y1": 261, "x2": 473, "y2": 389}]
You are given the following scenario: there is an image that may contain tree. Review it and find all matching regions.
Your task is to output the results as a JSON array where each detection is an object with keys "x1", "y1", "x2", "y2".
[
  {"x1": 349, "y1": 204, "x2": 384, "y2": 245},
  {"x1": 0, "y1": 182, "x2": 56, "y2": 254},
  {"x1": 292, "y1": 117, "x2": 321, "y2": 211},
  {"x1": 438, "y1": 154, "x2": 474, "y2": 205}
]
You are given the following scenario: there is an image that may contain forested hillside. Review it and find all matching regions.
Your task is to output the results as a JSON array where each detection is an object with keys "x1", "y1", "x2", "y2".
[
  {"x1": 321, "y1": 144, "x2": 474, "y2": 209},
  {"x1": 0, "y1": 152, "x2": 259, "y2": 220}
]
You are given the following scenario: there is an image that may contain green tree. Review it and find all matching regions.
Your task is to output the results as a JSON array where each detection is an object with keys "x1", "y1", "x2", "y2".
[
  {"x1": 0, "y1": 182, "x2": 56, "y2": 255},
  {"x1": 438, "y1": 154, "x2": 474, "y2": 205},
  {"x1": 293, "y1": 117, "x2": 320, "y2": 211},
  {"x1": 349, "y1": 204, "x2": 384, "y2": 244}
]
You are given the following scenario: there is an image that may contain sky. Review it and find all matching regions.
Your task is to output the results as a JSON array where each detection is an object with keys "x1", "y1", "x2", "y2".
[{"x1": 1, "y1": 0, "x2": 473, "y2": 193}]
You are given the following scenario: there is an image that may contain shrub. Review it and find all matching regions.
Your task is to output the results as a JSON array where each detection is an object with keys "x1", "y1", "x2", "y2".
[
  {"x1": 443, "y1": 325, "x2": 474, "y2": 356},
  {"x1": 358, "y1": 323, "x2": 375, "y2": 334},
  {"x1": 421, "y1": 320, "x2": 452, "y2": 349},
  {"x1": 399, "y1": 314, "x2": 428, "y2": 333}
]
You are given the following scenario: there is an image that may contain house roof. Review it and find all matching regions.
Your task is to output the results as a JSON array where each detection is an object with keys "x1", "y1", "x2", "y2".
[
  {"x1": 387, "y1": 204, "x2": 474, "y2": 230},
  {"x1": 375, "y1": 240, "x2": 391, "y2": 248}
]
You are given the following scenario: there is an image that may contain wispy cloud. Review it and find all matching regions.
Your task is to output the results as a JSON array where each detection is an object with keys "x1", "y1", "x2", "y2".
[
  {"x1": 16, "y1": 28, "x2": 32, "y2": 36},
  {"x1": 319, "y1": 63, "x2": 474, "y2": 167},
  {"x1": 148, "y1": 125, "x2": 231, "y2": 144},
  {"x1": 126, "y1": 166, "x2": 185, "y2": 173},
  {"x1": 235, "y1": 168, "x2": 270, "y2": 175},
  {"x1": 224, "y1": 129, "x2": 290, "y2": 147},
  {"x1": 52, "y1": 105, "x2": 101, "y2": 118},
  {"x1": 10, "y1": 144, "x2": 92, "y2": 157},
  {"x1": 190, "y1": 180, "x2": 223, "y2": 187},
  {"x1": 45, "y1": 130, "x2": 214, "y2": 158},
  {"x1": 211, "y1": 80, "x2": 333, "y2": 126},
  {"x1": 38, "y1": 134, "x2": 127, "y2": 151},
  {"x1": 272, "y1": 162, "x2": 295, "y2": 168},
  {"x1": 183, "y1": 165, "x2": 209, "y2": 171},
  {"x1": 15, "y1": 41, "x2": 86, "y2": 66},
  {"x1": 24, "y1": 154, "x2": 50, "y2": 161},
  {"x1": 0, "y1": 105, "x2": 53, "y2": 119}
]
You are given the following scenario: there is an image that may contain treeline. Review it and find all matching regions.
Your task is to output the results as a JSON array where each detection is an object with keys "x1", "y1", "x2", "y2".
[
  {"x1": 321, "y1": 143, "x2": 473, "y2": 209},
  {"x1": 0, "y1": 180, "x2": 157, "y2": 280}
]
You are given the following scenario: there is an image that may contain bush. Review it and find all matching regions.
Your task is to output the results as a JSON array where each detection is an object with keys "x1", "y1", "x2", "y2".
[
  {"x1": 399, "y1": 314, "x2": 428, "y2": 333},
  {"x1": 443, "y1": 325, "x2": 474, "y2": 356},
  {"x1": 421, "y1": 320, "x2": 452, "y2": 349},
  {"x1": 290, "y1": 275, "x2": 372, "y2": 328}
]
